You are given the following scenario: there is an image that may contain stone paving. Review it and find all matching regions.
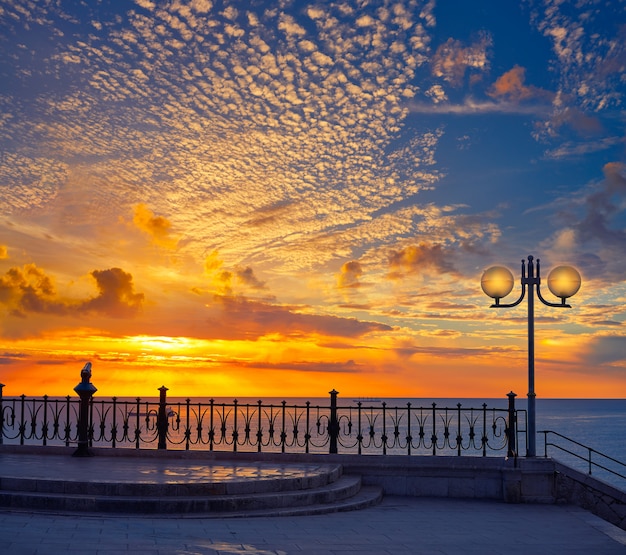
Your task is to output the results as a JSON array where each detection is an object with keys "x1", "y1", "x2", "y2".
[
  {"x1": 2, "y1": 496, "x2": 626, "y2": 554},
  {"x1": 1, "y1": 451, "x2": 626, "y2": 554}
]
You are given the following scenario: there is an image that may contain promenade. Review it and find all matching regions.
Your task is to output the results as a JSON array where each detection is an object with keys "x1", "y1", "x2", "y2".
[{"x1": 1, "y1": 452, "x2": 625, "y2": 554}]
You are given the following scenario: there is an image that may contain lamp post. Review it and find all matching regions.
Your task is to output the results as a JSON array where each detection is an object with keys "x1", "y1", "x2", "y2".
[{"x1": 481, "y1": 255, "x2": 581, "y2": 457}]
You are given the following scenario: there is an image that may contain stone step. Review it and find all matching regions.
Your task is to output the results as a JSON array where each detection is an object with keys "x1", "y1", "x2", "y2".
[
  {"x1": 0, "y1": 475, "x2": 377, "y2": 515},
  {"x1": 0, "y1": 463, "x2": 343, "y2": 497},
  {"x1": 200, "y1": 485, "x2": 384, "y2": 519}
]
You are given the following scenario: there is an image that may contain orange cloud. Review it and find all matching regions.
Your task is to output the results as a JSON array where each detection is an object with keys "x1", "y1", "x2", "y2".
[
  {"x1": 202, "y1": 253, "x2": 265, "y2": 294},
  {"x1": 235, "y1": 266, "x2": 266, "y2": 290},
  {"x1": 387, "y1": 243, "x2": 458, "y2": 279},
  {"x1": 487, "y1": 65, "x2": 552, "y2": 102},
  {"x1": 0, "y1": 264, "x2": 67, "y2": 317},
  {"x1": 132, "y1": 204, "x2": 179, "y2": 249},
  {"x1": 237, "y1": 359, "x2": 362, "y2": 374},
  {"x1": 337, "y1": 260, "x2": 363, "y2": 289},
  {"x1": 79, "y1": 268, "x2": 144, "y2": 318},
  {"x1": 205, "y1": 296, "x2": 391, "y2": 340},
  {"x1": 202, "y1": 251, "x2": 233, "y2": 295},
  {"x1": 0, "y1": 245, "x2": 7, "y2": 259},
  {"x1": 0, "y1": 264, "x2": 143, "y2": 319},
  {"x1": 203, "y1": 251, "x2": 224, "y2": 273}
]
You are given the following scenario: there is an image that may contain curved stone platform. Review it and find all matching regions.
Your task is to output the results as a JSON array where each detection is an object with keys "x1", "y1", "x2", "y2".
[{"x1": 0, "y1": 449, "x2": 382, "y2": 517}]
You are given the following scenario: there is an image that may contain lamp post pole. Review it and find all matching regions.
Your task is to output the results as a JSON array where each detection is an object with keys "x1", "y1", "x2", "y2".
[
  {"x1": 526, "y1": 257, "x2": 538, "y2": 458},
  {"x1": 481, "y1": 255, "x2": 581, "y2": 457}
]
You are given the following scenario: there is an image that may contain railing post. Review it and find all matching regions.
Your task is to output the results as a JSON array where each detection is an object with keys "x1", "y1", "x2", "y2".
[
  {"x1": 456, "y1": 403, "x2": 462, "y2": 456},
  {"x1": 42, "y1": 395, "x2": 49, "y2": 446},
  {"x1": 0, "y1": 383, "x2": 4, "y2": 445},
  {"x1": 157, "y1": 385, "x2": 169, "y2": 450},
  {"x1": 233, "y1": 399, "x2": 239, "y2": 452},
  {"x1": 111, "y1": 397, "x2": 118, "y2": 448},
  {"x1": 431, "y1": 402, "x2": 437, "y2": 456},
  {"x1": 64, "y1": 395, "x2": 72, "y2": 446},
  {"x1": 19, "y1": 394, "x2": 25, "y2": 445},
  {"x1": 73, "y1": 362, "x2": 97, "y2": 457},
  {"x1": 507, "y1": 391, "x2": 517, "y2": 459},
  {"x1": 305, "y1": 401, "x2": 311, "y2": 454},
  {"x1": 280, "y1": 400, "x2": 286, "y2": 453},
  {"x1": 328, "y1": 389, "x2": 339, "y2": 454}
]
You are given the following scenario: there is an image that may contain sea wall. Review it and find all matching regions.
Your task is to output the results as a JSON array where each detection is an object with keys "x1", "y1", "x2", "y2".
[
  {"x1": 553, "y1": 460, "x2": 626, "y2": 531},
  {"x1": 2, "y1": 445, "x2": 625, "y2": 530}
]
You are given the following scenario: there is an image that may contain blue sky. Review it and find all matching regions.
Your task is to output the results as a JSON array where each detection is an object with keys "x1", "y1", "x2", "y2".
[{"x1": 0, "y1": 0, "x2": 624, "y2": 397}]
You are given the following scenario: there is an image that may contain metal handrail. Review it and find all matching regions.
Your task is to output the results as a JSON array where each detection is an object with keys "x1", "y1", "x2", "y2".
[{"x1": 540, "y1": 429, "x2": 626, "y2": 481}]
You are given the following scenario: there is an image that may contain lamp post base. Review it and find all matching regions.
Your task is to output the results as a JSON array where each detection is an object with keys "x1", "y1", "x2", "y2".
[{"x1": 72, "y1": 443, "x2": 95, "y2": 457}]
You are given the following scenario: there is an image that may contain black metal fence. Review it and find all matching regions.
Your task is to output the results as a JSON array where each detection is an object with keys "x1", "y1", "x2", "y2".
[
  {"x1": 0, "y1": 381, "x2": 524, "y2": 457},
  {"x1": 541, "y1": 430, "x2": 626, "y2": 482}
]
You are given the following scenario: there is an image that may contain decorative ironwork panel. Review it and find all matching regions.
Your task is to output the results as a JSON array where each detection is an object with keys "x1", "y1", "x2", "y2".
[{"x1": 0, "y1": 392, "x2": 522, "y2": 457}]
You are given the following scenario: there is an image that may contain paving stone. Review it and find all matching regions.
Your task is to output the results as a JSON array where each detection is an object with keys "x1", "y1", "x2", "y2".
[{"x1": 0, "y1": 452, "x2": 625, "y2": 554}]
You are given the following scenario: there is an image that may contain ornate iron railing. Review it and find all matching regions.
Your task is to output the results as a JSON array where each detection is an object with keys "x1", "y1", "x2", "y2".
[{"x1": 0, "y1": 385, "x2": 524, "y2": 457}]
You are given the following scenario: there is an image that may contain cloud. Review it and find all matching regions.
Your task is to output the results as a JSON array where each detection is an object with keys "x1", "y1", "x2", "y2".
[
  {"x1": 205, "y1": 296, "x2": 391, "y2": 341},
  {"x1": 0, "y1": 264, "x2": 143, "y2": 319},
  {"x1": 0, "y1": 264, "x2": 68, "y2": 317},
  {"x1": 387, "y1": 243, "x2": 459, "y2": 279},
  {"x1": 408, "y1": 98, "x2": 550, "y2": 116},
  {"x1": 0, "y1": 0, "x2": 442, "y2": 275},
  {"x1": 202, "y1": 252, "x2": 267, "y2": 295},
  {"x1": 425, "y1": 84, "x2": 447, "y2": 103},
  {"x1": 575, "y1": 162, "x2": 626, "y2": 246},
  {"x1": 235, "y1": 266, "x2": 266, "y2": 290},
  {"x1": 553, "y1": 107, "x2": 604, "y2": 136},
  {"x1": 0, "y1": 245, "x2": 7, "y2": 259},
  {"x1": 530, "y1": 1, "x2": 626, "y2": 111},
  {"x1": 203, "y1": 251, "x2": 224, "y2": 274},
  {"x1": 543, "y1": 162, "x2": 626, "y2": 285},
  {"x1": 604, "y1": 162, "x2": 626, "y2": 195},
  {"x1": 544, "y1": 136, "x2": 621, "y2": 160},
  {"x1": 581, "y1": 335, "x2": 626, "y2": 366},
  {"x1": 79, "y1": 268, "x2": 144, "y2": 318},
  {"x1": 487, "y1": 65, "x2": 552, "y2": 103},
  {"x1": 132, "y1": 204, "x2": 179, "y2": 249},
  {"x1": 392, "y1": 342, "x2": 498, "y2": 360},
  {"x1": 337, "y1": 260, "x2": 363, "y2": 289},
  {"x1": 238, "y1": 359, "x2": 363, "y2": 373},
  {"x1": 535, "y1": 106, "x2": 605, "y2": 142},
  {"x1": 430, "y1": 35, "x2": 492, "y2": 86}
]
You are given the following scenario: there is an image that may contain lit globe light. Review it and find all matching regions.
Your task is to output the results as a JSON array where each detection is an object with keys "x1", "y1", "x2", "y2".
[
  {"x1": 481, "y1": 266, "x2": 515, "y2": 300},
  {"x1": 547, "y1": 265, "x2": 581, "y2": 299}
]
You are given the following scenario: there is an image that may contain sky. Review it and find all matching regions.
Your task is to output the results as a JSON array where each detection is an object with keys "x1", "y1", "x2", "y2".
[{"x1": 1, "y1": 0, "x2": 625, "y2": 400}]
